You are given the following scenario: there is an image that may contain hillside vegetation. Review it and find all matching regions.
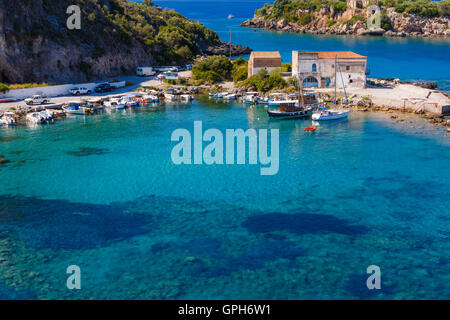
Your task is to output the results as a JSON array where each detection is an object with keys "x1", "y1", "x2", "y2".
[
  {"x1": 243, "y1": 0, "x2": 449, "y2": 37},
  {"x1": 0, "y1": 0, "x2": 225, "y2": 83},
  {"x1": 256, "y1": 0, "x2": 449, "y2": 21}
]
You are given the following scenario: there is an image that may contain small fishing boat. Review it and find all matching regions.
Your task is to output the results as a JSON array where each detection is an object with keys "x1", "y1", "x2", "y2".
[
  {"x1": 62, "y1": 102, "x2": 86, "y2": 115},
  {"x1": 39, "y1": 110, "x2": 55, "y2": 123},
  {"x1": 26, "y1": 112, "x2": 46, "y2": 124},
  {"x1": 0, "y1": 98, "x2": 16, "y2": 103},
  {"x1": 0, "y1": 112, "x2": 17, "y2": 126},
  {"x1": 267, "y1": 101, "x2": 312, "y2": 119},
  {"x1": 215, "y1": 92, "x2": 229, "y2": 99},
  {"x1": 164, "y1": 89, "x2": 178, "y2": 102},
  {"x1": 312, "y1": 55, "x2": 350, "y2": 121},
  {"x1": 104, "y1": 99, "x2": 126, "y2": 110},
  {"x1": 223, "y1": 93, "x2": 236, "y2": 100},
  {"x1": 180, "y1": 94, "x2": 194, "y2": 102},
  {"x1": 142, "y1": 95, "x2": 159, "y2": 103},
  {"x1": 312, "y1": 109, "x2": 350, "y2": 121},
  {"x1": 164, "y1": 93, "x2": 178, "y2": 102},
  {"x1": 244, "y1": 92, "x2": 258, "y2": 104}
]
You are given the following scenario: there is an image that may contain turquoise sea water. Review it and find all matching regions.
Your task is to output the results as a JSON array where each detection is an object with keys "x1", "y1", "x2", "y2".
[
  {"x1": 0, "y1": 99, "x2": 449, "y2": 299},
  {"x1": 152, "y1": 0, "x2": 450, "y2": 91}
]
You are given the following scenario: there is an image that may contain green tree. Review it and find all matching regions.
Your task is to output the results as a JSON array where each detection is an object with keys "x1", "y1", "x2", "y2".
[
  {"x1": 0, "y1": 83, "x2": 9, "y2": 94},
  {"x1": 192, "y1": 55, "x2": 233, "y2": 82}
]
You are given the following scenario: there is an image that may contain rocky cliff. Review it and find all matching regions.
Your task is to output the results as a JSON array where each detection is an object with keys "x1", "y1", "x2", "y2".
[
  {"x1": 241, "y1": 0, "x2": 450, "y2": 37},
  {"x1": 0, "y1": 0, "x2": 250, "y2": 84}
]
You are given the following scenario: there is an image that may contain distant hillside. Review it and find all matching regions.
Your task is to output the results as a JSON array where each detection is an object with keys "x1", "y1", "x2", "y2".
[
  {"x1": 0, "y1": 0, "x2": 250, "y2": 84},
  {"x1": 242, "y1": 0, "x2": 450, "y2": 37}
]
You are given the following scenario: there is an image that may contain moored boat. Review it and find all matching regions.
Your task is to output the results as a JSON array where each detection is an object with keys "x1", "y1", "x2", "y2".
[
  {"x1": 26, "y1": 112, "x2": 46, "y2": 124},
  {"x1": 312, "y1": 55, "x2": 350, "y2": 121},
  {"x1": 63, "y1": 102, "x2": 87, "y2": 115},
  {"x1": 180, "y1": 94, "x2": 194, "y2": 102},
  {"x1": 104, "y1": 98, "x2": 126, "y2": 110},
  {"x1": 0, "y1": 112, "x2": 17, "y2": 126},
  {"x1": 312, "y1": 109, "x2": 350, "y2": 121},
  {"x1": 267, "y1": 100, "x2": 312, "y2": 119},
  {"x1": 223, "y1": 93, "x2": 236, "y2": 100}
]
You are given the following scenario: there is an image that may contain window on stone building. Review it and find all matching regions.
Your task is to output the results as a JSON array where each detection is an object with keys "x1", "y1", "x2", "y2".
[
  {"x1": 346, "y1": 66, "x2": 350, "y2": 71},
  {"x1": 312, "y1": 64, "x2": 317, "y2": 72}
]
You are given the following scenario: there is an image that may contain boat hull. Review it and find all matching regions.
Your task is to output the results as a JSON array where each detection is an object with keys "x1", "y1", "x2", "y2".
[
  {"x1": 312, "y1": 110, "x2": 350, "y2": 121},
  {"x1": 268, "y1": 109, "x2": 312, "y2": 119}
]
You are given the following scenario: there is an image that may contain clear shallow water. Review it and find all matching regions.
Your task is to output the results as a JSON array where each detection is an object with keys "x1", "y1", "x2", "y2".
[
  {"x1": 0, "y1": 99, "x2": 449, "y2": 299},
  {"x1": 151, "y1": 0, "x2": 450, "y2": 91}
]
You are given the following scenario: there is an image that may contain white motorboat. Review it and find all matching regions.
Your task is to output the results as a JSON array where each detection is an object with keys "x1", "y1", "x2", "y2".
[
  {"x1": 39, "y1": 110, "x2": 56, "y2": 123},
  {"x1": 0, "y1": 112, "x2": 17, "y2": 126},
  {"x1": 164, "y1": 93, "x2": 178, "y2": 102},
  {"x1": 223, "y1": 93, "x2": 236, "y2": 100},
  {"x1": 141, "y1": 95, "x2": 159, "y2": 103},
  {"x1": 26, "y1": 112, "x2": 46, "y2": 124},
  {"x1": 104, "y1": 99, "x2": 126, "y2": 110},
  {"x1": 214, "y1": 92, "x2": 229, "y2": 99},
  {"x1": 180, "y1": 94, "x2": 194, "y2": 102},
  {"x1": 312, "y1": 109, "x2": 350, "y2": 121}
]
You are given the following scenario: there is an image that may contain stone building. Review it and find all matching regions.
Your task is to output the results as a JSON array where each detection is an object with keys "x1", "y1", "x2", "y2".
[
  {"x1": 248, "y1": 51, "x2": 282, "y2": 77},
  {"x1": 292, "y1": 51, "x2": 368, "y2": 89}
]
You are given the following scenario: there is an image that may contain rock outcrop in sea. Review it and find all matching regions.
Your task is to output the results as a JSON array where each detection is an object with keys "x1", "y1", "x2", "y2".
[{"x1": 241, "y1": 3, "x2": 450, "y2": 37}]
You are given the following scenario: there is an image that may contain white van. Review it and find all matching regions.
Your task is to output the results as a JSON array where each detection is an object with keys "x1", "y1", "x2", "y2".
[{"x1": 136, "y1": 67, "x2": 156, "y2": 76}]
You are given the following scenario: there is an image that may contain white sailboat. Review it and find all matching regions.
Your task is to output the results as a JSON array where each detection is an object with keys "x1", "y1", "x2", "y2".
[{"x1": 312, "y1": 55, "x2": 350, "y2": 121}]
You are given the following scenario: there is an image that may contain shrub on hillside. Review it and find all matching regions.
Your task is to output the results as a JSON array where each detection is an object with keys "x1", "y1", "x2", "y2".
[
  {"x1": 239, "y1": 68, "x2": 287, "y2": 93},
  {"x1": 232, "y1": 58, "x2": 248, "y2": 83},
  {"x1": 0, "y1": 83, "x2": 9, "y2": 94},
  {"x1": 192, "y1": 55, "x2": 233, "y2": 82}
]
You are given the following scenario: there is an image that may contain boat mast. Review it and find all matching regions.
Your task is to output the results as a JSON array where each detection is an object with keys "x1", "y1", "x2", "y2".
[
  {"x1": 338, "y1": 61, "x2": 349, "y2": 105},
  {"x1": 334, "y1": 55, "x2": 337, "y2": 106},
  {"x1": 296, "y1": 74, "x2": 304, "y2": 106},
  {"x1": 229, "y1": 30, "x2": 232, "y2": 59}
]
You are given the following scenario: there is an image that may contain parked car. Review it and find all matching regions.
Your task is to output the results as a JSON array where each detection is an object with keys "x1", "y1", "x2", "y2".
[
  {"x1": 94, "y1": 83, "x2": 113, "y2": 93},
  {"x1": 70, "y1": 87, "x2": 92, "y2": 95},
  {"x1": 24, "y1": 95, "x2": 50, "y2": 105}
]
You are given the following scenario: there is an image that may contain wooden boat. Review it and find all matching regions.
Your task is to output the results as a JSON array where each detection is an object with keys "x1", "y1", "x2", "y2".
[{"x1": 267, "y1": 101, "x2": 312, "y2": 119}]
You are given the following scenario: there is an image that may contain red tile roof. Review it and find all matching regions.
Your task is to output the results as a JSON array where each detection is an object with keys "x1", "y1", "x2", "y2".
[
  {"x1": 251, "y1": 51, "x2": 281, "y2": 59},
  {"x1": 296, "y1": 51, "x2": 366, "y2": 59},
  {"x1": 318, "y1": 51, "x2": 367, "y2": 59}
]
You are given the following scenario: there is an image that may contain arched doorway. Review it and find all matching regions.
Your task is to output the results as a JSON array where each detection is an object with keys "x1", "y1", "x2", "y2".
[{"x1": 303, "y1": 76, "x2": 318, "y2": 88}]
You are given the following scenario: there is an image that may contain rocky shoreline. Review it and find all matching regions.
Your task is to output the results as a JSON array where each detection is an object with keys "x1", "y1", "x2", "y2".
[
  {"x1": 241, "y1": 8, "x2": 450, "y2": 37},
  {"x1": 206, "y1": 43, "x2": 252, "y2": 56}
]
